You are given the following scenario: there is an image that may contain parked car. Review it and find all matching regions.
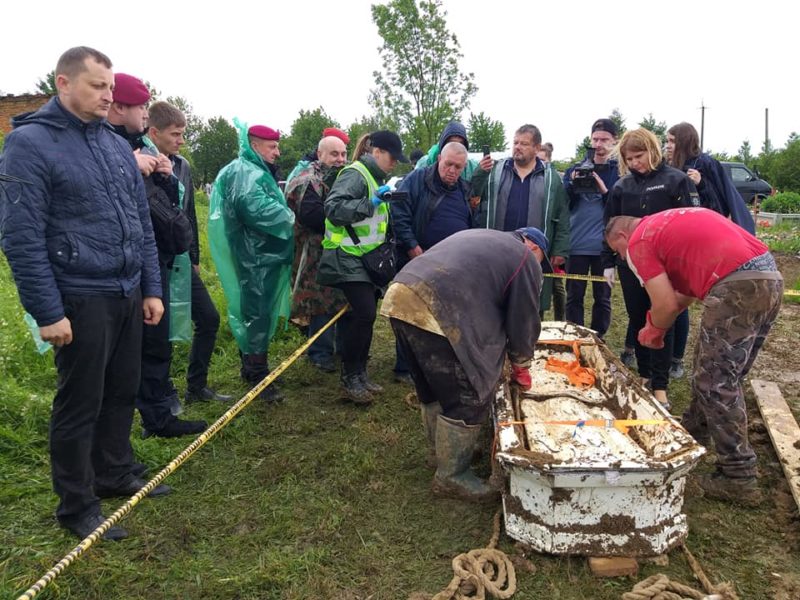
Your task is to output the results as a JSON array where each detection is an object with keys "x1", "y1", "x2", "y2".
[{"x1": 720, "y1": 161, "x2": 774, "y2": 204}]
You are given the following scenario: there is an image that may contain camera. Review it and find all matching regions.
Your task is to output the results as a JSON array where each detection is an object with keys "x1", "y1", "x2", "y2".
[
  {"x1": 380, "y1": 190, "x2": 408, "y2": 202},
  {"x1": 573, "y1": 148, "x2": 598, "y2": 192},
  {"x1": 482, "y1": 144, "x2": 491, "y2": 157}
]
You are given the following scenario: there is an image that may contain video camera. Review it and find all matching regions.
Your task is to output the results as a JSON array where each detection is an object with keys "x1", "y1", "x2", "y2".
[
  {"x1": 379, "y1": 189, "x2": 408, "y2": 202},
  {"x1": 572, "y1": 148, "x2": 598, "y2": 192}
]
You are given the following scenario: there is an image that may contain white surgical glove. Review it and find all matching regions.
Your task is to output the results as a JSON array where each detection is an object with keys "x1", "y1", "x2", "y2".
[{"x1": 603, "y1": 268, "x2": 616, "y2": 288}]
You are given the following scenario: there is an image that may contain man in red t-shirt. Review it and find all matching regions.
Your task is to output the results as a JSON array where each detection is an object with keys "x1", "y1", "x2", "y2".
[{"x1": 605, "y1": 208, "x2": 783, "y2": 506}]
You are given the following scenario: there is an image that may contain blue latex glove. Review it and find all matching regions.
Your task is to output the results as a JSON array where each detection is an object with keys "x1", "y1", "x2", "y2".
[{"x1": 371, "y1": 184, "x2": 392, "y2": 207}]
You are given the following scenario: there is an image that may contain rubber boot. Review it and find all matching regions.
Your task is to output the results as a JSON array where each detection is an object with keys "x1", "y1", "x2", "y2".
[
  {"x1": 420, "y1": 402, "x2": 442, "y2": 468},
  {"x1": 341, "y1": 365, "x2": 374, "y2": 406},
  {"x1": 432, "y1": 415, "x2": 499, "y2": 503}
]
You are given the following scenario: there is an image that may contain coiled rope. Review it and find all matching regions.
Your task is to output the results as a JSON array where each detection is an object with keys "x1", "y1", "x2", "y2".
[
  {"x1": 622, "y1": 545, "x2": 740, "y2": 600},
  {"x1": 15, "y1": 306, "x2": 348, "y2": 600},
  {"x1": 412, "y1": 511, "x2": 517, "y2": 600}
]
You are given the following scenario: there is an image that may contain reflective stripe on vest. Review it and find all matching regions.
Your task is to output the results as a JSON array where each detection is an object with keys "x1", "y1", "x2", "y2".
[{"x1": 323, "y1": 161, "x2": 388, "y2": 256}]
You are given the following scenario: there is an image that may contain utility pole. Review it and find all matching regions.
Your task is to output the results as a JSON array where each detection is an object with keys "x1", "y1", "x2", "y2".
[
  {"x1": 765, "y1": 107, "x2": 770, "y2": 152},
  {"x1": 699, "y1": 100, "x2": 706, "y2": 152}
]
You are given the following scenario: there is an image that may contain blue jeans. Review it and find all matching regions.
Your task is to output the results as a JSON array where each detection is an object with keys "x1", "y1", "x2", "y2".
[{"x1": 307, "y1": 313, "x2": 342, "y2": 364}]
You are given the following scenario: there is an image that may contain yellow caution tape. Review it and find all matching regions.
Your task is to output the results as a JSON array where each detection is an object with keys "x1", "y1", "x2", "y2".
[{"x1": 15, "y1": 306, "x2": 349, "y2": 600}]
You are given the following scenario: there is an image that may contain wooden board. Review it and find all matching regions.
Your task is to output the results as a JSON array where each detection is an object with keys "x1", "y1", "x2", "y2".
[
  {"x1": 588, "y1": 557, "x2": 639, "y2": 577},
  {"x1": 751, "y1": 379, "x2": 800, "y2": 512}
]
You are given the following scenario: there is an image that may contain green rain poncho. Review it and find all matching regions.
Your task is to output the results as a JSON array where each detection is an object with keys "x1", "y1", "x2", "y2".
[{"x1": 208, "y1": 120, "x2": 295, "y2": 354}]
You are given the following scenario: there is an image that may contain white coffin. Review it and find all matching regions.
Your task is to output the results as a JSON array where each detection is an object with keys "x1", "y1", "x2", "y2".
[{"x1": 493, "y1": 322, "x2": 706, "y2": 556}]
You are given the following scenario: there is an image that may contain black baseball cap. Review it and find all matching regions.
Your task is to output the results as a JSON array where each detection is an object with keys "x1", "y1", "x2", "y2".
[
  {"x1": 591, "y1": 118, "x2": 618, "y2": 137},
  {"x1": 370, "y1": 130, "x2": 409, "y2": 163}
]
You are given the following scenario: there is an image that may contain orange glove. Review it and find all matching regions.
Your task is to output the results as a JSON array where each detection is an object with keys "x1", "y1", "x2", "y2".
[
  {"x1": 638, "y1": 311, "x2": 667, "y2": 349},
  {"x1": 511, "y1": 364, "x2": 532, "y2": 390}
]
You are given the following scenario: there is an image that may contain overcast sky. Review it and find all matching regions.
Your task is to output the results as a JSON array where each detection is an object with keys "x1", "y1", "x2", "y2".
[{"x1": 2, "y1": 0, "x2": 796, "y2": 161}]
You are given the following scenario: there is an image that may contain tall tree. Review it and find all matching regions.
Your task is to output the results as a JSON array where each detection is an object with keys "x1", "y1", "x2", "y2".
[
  {"x1": 467, "y1": 112, "x2": 507, "y2": 152},
  {"x1": 35, "y1": 71, "x2": 56, "y2": 96},
  {"x1": 192, "y1": 117, "x2": 238, "y2": 186},
  {"x1": 370, "y1": 0, "x2": 476, "y2": 151},
  {"x1": 638, "y1": 113, "x2": 667, "y2": 143},
  {"x1": 277, "y1": 107, "x2": 340, "y2": 175}
]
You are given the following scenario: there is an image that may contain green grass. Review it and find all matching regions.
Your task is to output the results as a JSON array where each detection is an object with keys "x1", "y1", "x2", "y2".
[{"x1": 1, "y1": 203, "x2": 799, "y2": 599}]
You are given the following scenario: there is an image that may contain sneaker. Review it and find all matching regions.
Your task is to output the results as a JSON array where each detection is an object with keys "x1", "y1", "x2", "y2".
[
  {"x1": 257, "y1": 384, "x2": 285, "y2": 404},
  {"x1": 340, "y1": 373, "x2": 374, "y2": 406},
  {"x1": 360, "y1": 371, "x2": 384, "y2": 393},
  {"x1": 669, "y1": 359, "x2": 685, "y2": 380},
  {"x1": 142, "y1": 417, "x2": 207, "y2": 439},
  {"x1": 185, "y1": 387, "x2": 234, "y2": 403},
  {"x1": 393, "y1": 372, "x2": 414, "y2": 386},
  {"x1": 698, "y1": 471, "x2": 762, "y2": 507},
  {"x1": 60, "y1": 513, "x2": 128, "y2": 541},
  {"x1": 619, "y1": 349, "x2": 636, "y2": 368},
  {"x1": 96, "y1": 476, "x2": 172, "y2": 499}
]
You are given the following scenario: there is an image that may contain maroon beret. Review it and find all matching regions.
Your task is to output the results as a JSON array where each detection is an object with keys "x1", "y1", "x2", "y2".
[
  {"x1": 322, "y1": 127, "x2": 350, "y2": 144},
  {"x1": 248, "y1": 125, "x2": 280, "y2": 141},
  {"x1": 113, "y1": 73, "x2": 151, "y2": 106}
]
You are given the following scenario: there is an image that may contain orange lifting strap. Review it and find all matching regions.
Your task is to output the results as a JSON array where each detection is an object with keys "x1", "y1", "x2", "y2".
[{"x1": 539, "y1": 339, "x2": 596, "y2": 389}]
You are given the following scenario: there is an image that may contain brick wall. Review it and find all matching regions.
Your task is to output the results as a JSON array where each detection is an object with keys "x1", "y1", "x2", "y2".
[{"x1": 0, "y1": 94, "x2": 50, "y2": 134}]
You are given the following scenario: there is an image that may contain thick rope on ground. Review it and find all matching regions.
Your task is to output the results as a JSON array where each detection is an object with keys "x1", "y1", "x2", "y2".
[
  {"x1": 622, "y1": 543, "x2": 740, "y2": 600},
  {"x1": 411, "y1": 511, "x2": 516, "y2": 600}
]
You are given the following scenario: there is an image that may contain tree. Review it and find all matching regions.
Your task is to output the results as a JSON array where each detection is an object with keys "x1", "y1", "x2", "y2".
[
  {"x1": 638, "y1": 113, "x2": 667, "y2": 144},
  {"x1": 370, "y1": 0, "x2": 476, "y2": 151},
  {"x1": 276, "y1": 107, "x2": 340, "y2": 176},
  {"x1": 761, "y1": 138, "x2": 800, "y2": 193},
  {"x1": 192, "y1": 117, "x2": 238, "y2": 186},
  {"x1": 467, "y1": 112, "x2": 506, "y2": 152},
  {"x1": 737, "y1": 140, "x2": 753, "y2": 166},
  {"x1": 35, "y1": 71, "x2": 56, "y2": 96}
]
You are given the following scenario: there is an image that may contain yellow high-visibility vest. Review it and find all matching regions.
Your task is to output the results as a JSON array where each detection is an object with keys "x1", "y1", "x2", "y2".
[{"x1": 322, "y1": 161, "x2": 388, "y2": 257}]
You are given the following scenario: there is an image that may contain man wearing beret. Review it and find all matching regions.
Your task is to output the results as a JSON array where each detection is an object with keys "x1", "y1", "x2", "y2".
[
  {"x1": 209, "y1": 123, "x2": 296, "y2": 402},
  {"x1": 107, "y1": 72, "x2": 169, "y2": 178},
  {"x1": 0, "y1": 47, "x2": 166, "y2": 540}
]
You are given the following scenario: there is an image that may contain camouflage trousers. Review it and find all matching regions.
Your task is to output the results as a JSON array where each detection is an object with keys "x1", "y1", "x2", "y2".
[{"x1": 682, "y1": 276, "x2": 783, "y2": 478}]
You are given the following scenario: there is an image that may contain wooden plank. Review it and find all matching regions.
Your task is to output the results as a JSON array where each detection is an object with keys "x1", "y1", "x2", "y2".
[
  {"x1": 751, "y1": 379, "x2": 800, "y2": 512},
  {"x1": 588, "y1": 557, "x2": 639, "y2": 577}
]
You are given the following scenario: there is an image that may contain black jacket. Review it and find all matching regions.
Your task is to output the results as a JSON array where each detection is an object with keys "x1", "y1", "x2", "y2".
[{"x1": 602, "y1": 162, "x2": 698, "y2": 267}]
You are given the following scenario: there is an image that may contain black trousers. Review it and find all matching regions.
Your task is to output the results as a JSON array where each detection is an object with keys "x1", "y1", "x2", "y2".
[
  {"x1": 566, "y1": 255, "x2": 611, "y2": 338},
  {"x1": 51, "y1": 290, "x2": 142, "y2": 522},
  {"x1": 617, "y1": 262, "x2": 674, "y2": 391},
  {"x1": 136, "y1": 263, "x2": 174, "y2": 432},
  {"x1": 186, "y1": 268, "x2": 220, "y2": 392},
  {"x1": 391, "y1": 319, "x2": 488, "y2": 425},
  {"x1": 337, "y1": 282, "x2": 379, "y2": 375}
]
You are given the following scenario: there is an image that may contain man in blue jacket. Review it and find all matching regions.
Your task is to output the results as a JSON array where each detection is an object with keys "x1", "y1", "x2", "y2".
[{"x1": 0, "y1": 47, "x2": 168, "y2": 541}]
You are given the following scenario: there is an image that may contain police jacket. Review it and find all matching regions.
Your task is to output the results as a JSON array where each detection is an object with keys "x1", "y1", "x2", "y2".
[
  {"x1": 601, "y1": 161, "x2": 698, "y2": 267},
  {"x1": 0, "y1": 97, "x2": 161, "y2": 327}
]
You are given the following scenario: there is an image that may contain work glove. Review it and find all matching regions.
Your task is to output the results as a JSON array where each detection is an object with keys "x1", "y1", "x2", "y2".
[
  {"x1": 638, "y1": 311, "x2": 667, "y2": 350},
  {"x1": 511, "y1": 363, "x2": 532, "y2": 391},
  {"x1": 371, "y1": 184, "x2": 392, "y2": 207},
  {"x1": 603, "y1": 268, "x2": 616, "y2": 288}
]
